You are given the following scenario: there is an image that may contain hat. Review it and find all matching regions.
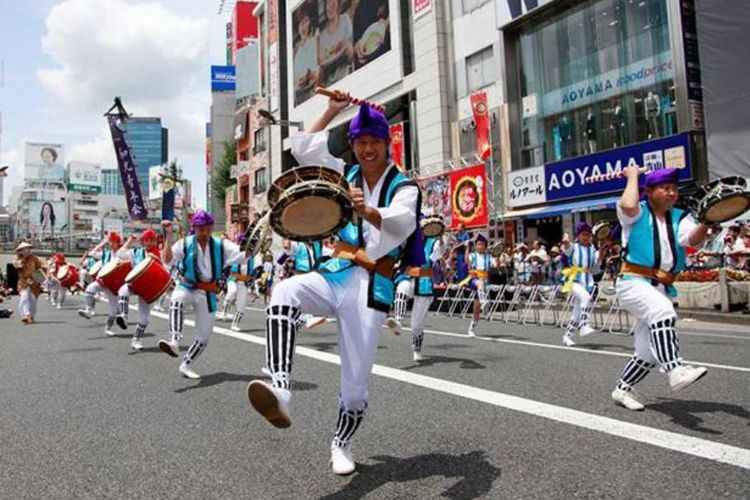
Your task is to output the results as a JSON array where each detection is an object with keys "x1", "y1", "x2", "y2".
[
  {"x1": 14, "y1": 242, "x2": 33, "y2": 253},
  {"x1": 515, "y1": 242, "x2": 527, "y2": 250},
  {"x1": 141, "y1": 228, "x2": 157, "y2": 241},
  {"x1": 643, "y1": 167, "x2": 679, "y2": 187},
  {"x1": 575, "y1": 222, "x2": 592, "y2": 236},
  {"x1": 108, "y1": 232, "x2": 122, "y2": 244},
  {"x1": 348, "y1": 103, "x2": 389, "y2": 142},
  {"x1": 52, "y1": 253, "x2": 66, "y2": 264},
  {"x1": 192, "y1": 209, "x2": 214, "y2": 227},
  {"x1": 550, "y1": 246, "x2": 560, "y2": 254}
]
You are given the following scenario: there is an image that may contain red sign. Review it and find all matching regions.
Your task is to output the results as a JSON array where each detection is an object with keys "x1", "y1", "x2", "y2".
[
  {"x1": 268, "y1": 0, "x2": 278, "y2": 45},
  {"x1": 470, "y1": 91, "x2": 491, "y2": 161},
  {"x1": 504, "y1": 220, "x2": 515, "y2": 248},
  {"x1": 450, "y1": 164, "x2": 488, "y2": 229},
  {"x1": 390, "y1": 123, "x2": 405, "y2": 171},
  {"x1": 233, "y1": 1, "x2": 259, "y2": 58},
  {"x1": 413, "y1": 0, "x2": 432, "y2": 19}
]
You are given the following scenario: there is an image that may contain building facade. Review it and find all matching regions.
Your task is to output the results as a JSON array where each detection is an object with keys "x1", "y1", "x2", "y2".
[{"x1": 125, "y1": 117, "x2": 168, "y2": 198}]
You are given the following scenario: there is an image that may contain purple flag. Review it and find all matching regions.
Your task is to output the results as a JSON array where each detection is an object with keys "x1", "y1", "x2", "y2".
[{"x1": 107, "y1": 115, "x2": 148, "y2": 220}]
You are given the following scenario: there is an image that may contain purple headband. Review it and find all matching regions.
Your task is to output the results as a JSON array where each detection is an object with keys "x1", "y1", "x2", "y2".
[
  {"x1": 475, "y1": 234, "x2": 488, "y2": 244},
  {"x1": 644, "y1": 167, "x2": 679, "y2": 187},
  {"x1": 575, "y1": 222, "x2": 592, "y2": 236},
  {"x1": 192, "y1": 209, "x2": 214, "y2": 227},
  {"x1": 348, "y1": 103, "x2": 389, "y2": 141}
]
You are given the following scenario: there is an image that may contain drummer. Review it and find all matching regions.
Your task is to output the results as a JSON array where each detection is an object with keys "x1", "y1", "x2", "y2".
[
  {"x1": 47, "y1": 252, "x2": 68, "y2": 309},
  {"x1": 245, "y1": 93, "x2": 420, "y2": 475},
  {"x1": 217, "y1": 233, "x2": 255, "y2": 332},
  {"x1": 157, "y1": 210, "x2": 254, "y2": 379},
  {"x1": 458, "y1": 234, "x2": 496, "y2": 337},
  {"x1": 13, "y1": 242, "x2": 45, "y2": 324},
  {"x1": 611, "y1": 167, "x2": 715, "y2": 411},
  {"x1": 115, "y1": 228, "x2": 161, "y2": 351},
  {"x1": 559, "y1": 224, "x2": 599, "y2": 347},
  {"x1": 387, "y1": 222, "x2": 444, "y2": 360},
  {"x1": 77, "y1": 232, "x2": 124, "y2": 337},
  {"x1": 281, "y1": 238, "x2": 326, "y2": 331}
]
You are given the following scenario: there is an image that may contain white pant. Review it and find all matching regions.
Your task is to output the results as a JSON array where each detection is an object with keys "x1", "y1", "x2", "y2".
[
  {"x1": 118, "y1": 283, "x2": 151, "y2": 326},
  {"x1": 170, "y1": 286, "x2": 214, "y2": 344},
  {"x1": 568, "y1": 283, "x2": 592, "y2": 328},
  {"x1": 223, "y1": 280, "x2": 248, "y2": 314},
  {"x1": 395, "y1": 279, "x2": 432, "y2": 337},
  {"x1": 616, "y1": 278, "x2": 679, "y2": 366},
  {"x1": 48, "y1": 277, "x2": 67, "y2": 305},
  {"x1": 271, "y1": 268, "x2": 385, "y2": 411},
  {"x1": 19, "y1": 288, "x2": 38, "y2": 318}
]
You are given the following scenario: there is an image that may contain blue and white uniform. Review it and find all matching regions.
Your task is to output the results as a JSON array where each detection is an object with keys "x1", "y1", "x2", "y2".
[
  {"x1": 80, "y1": 248, "x2": 119, "y2": 333},
  {"x1": 220, "y1": 256, "x2": 256, "y2": 329},
  {"x1": 561, "y1": 241, "x2": 599, "y2": 342}
]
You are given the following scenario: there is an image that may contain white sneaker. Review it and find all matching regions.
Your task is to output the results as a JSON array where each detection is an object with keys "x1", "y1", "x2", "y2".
[
  {"x1": 467, "y1": 329, "x2": 476, "y2": 338},
  {"x1": 104, "y1": 329, "x2": 116, "y2": 337},
  {"x1": 562, "y1": 336, "x2": 576, "y2": 347},
  {"x1": 56, "y1": 303, "x2": 62, "y2": 310},
  {"x1": 330, "y1": 443, "x2": 356, "y2": 475},
  {"x1": 611, "y1": 387, "x2": 645, "y2": 411},
  {"x1": 305, "y1": 316, "x2": 326, "y2": 330},
  {"x1": 413, "y1": 351, "x2": 423, "y2": 362},
  {"x1": 668, "y1": 365, "x2": 707, "y2": 392},
  {"x1": 130, "y1": 339, "x2": 143, "y2": 351},
  {"x1": 230, "y1": 324, "x2": 241, "y2": 332},
  {"x1": 246, "y1": 380, "x2": 292, "y2": 429},
  {"x1": 580, "y1": 325, "x2": 597, "y2": 337},
  {"x1": 158, "y1": 339, "x2": 180, "y2": 358},
  {"x1": 215, "y1": 312, "x2": 226, "y2": 321},
  {"x1": 77, "y1": 309, "x2": 91, "y2": 319},
  {"x1": 261, "y1": 366, "x2": 272, "y2": 377},
  {"x1": 179, "y1": 362, "x2": 201, "y2": 379},
  {"x1": 385, "y1": 317, "x2": 402, "y2": 335}
]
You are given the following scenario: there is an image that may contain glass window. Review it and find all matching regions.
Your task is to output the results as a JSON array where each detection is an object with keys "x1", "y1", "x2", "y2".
[
  {"x1": 253, "y1": 128, "x2": 267, "y2": 154},
  {"x1": 466, "y1": 45, "x2": 497, "y2": 93},
  {"x1": 513, "y1": 0, "x2": 675, "y2": 169},
  {"x1": 254, "y1": 168, "x2": 267, "y2": 193}
]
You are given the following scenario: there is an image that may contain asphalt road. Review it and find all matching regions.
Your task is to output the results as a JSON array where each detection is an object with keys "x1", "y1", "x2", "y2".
[{"x1": 1, "y1": 294, "x2": 749, "y2": 499}]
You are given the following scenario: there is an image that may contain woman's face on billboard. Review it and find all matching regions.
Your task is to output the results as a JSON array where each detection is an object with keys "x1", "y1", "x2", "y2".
[{"x1": 41, "y1": 149, "x2": 56, "y2": 166}]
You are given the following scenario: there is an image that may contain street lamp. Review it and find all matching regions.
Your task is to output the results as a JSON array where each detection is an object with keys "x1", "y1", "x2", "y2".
[{"x1": 257, "y1": 109, "x2": 304, "y2": 130}]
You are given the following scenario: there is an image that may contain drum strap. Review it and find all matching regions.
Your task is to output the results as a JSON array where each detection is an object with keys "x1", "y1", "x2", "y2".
[
  {"x1": 333, "y1": 241, "x2": 396, "y2": 278},
  {"x1": 229, "y1": 273, "x2": 251, "y2": 283},
  {"x1": 620, "y1": 262, "x2": 677, "y2": 287}
]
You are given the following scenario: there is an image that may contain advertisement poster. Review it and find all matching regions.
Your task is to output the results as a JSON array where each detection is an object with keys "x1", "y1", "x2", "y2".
[
  {"x1": 291, "y1": 0, "x2": 391, "y2": 106},
  {"x1": 25, "y1": 142, "x2": 65, "y2": 183},
  {"x1": 28, "y1": 200, "x2": 68, "y2": 238},
  {"x1": 389, "y1": 123, "x2": 404, "y2": 170},
  {"x1": 417, "y1": 171, "x2": 452, "y2": 226},
  {"x1": 450, "y1": 164, "x2": 488, "y2": 229},
  {"x1": 68, "y1": 162, "x2": 102, "y2": 193}
]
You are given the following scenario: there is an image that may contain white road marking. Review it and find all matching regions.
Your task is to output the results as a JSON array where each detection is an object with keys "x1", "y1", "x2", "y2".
[{"x1": 146, "y1": 309, "x2": 750, "y2": 471}]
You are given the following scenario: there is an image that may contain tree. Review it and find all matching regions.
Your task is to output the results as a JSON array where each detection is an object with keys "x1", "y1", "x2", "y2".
[{"x1": 213, "y1": 141, "x2": 237, "y2": 203}]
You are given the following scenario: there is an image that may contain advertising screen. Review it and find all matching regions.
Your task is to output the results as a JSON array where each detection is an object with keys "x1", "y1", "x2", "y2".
[
  {"x1": 291, "y1": 0, "x2": 392, "y2": 106},
  {"x1": 68, "y1": 162, "x2": 102, "y2": 193},
  {"x1": 25, "y1": 142, "x2": 66, "y2": 184},
  {"x1": 28, "y1": 200, "x2": 68, "y2": 238}
]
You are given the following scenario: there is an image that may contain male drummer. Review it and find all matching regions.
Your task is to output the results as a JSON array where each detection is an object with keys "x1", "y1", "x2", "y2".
[
  {"x1": 47, "y1": 252, "x2": 68, "y2": 309},
  {"x1": 611, "y1": 167, "x2": 714, "y2": 411},
  {"x1": 388, "y1": 227, "x2": 444, "y2": 360},
  {"x1": 245, "y1": 93, "x2": 420, "y2": 475},
  {"x1": 115, "y1": 228, "x2": 161, "y2": 350},
  {"x1": 13, "y1": 242, "x2": 45, "y2": 324},
  {"x1": 157, "y1": 210, "x2": 253, "y2": 379},
  {"x1": 77, "y1": 232, "x2": 124, "y2": 337},
  {"x1": 559, "y1": 224, "x2": 599, "y2": 347},
  {"x1": 217, "y1": 233, "x2": 255, "y2": 332},
  {"x1": 459, "y1": 234, "x2": 495, "y2": 337}
]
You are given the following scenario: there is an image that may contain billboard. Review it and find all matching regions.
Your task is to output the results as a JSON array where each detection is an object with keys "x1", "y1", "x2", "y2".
[
  {"x1": 149, "y1": 166, "x2": 162, "y2": 200},
  {"x1": 24, "y1": 142, "x2": 65, "y2": 184},
  {"x1": 28, "y1": 200, "x2": 68, "y2": 238},
  {"x1": 291, "y1": 0, "x2": 392, "y2": 106},
  {"x1": 211, "y1": 65, "x2": 237, "y2": 92},
  {"x1": 68, "y1": 162, "x2": 102, "y2": 193},
  {"x1": 450, "y1": 164, "x2": 488, "y2": 229}
]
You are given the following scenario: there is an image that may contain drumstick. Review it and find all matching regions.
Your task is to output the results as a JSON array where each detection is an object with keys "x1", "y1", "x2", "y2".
[
  {"x1": 585, "y1": 167, "x2": 648, "y2": 184},
  {"x1": 314, "y1": 87, "x2": 385, "y2": 113}
]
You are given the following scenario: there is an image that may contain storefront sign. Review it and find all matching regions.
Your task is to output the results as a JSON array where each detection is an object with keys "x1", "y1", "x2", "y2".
[
  {"x1": 545, "y1": 133, "x2": 693, "y2": 202},
  {"x1": 211, "y1": 65, "x2": 236, "y2": 92},
  {"x1": 507, "y1": 166, "x2": 545, "y2": 208},
  {"x1": 450, "y1": 164, "x2": 488, "y2": 229}
]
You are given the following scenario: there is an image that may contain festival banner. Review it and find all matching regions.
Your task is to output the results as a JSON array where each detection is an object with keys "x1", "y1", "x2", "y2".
[
  {"x1": 107, "y1": 115, "x2": 148, "y2": 220},
  {"x1": 449, "y1": 164, "x2": 488, "y2": 229},
  {"x1": 416, "y1": 171, "x2": 452, "y2": 227},
  {"x1": 470, "y1": 91, "x2": 491, "y2": 161},
  {"x1": 390, "y1": 123, "x2": 405, "y2": 172}
]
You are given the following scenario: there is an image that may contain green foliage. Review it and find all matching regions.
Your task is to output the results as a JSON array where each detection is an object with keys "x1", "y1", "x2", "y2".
[{"x1": 213, "y1": 141, "x2": 237, "y2": 203}]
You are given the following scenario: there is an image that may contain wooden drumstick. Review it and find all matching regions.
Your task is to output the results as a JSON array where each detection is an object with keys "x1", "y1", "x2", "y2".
[
  {"x1": 314, "y1": 87, "x2": 386, "y2": 113},
  {"x1": 585, "y1": 167, "x2": 648, "y2": 184}
]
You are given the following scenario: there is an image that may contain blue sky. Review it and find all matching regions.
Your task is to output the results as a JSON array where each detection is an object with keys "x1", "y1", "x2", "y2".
[{"x1": 0, "y1": 0, "x2": 233, "y2": 208}]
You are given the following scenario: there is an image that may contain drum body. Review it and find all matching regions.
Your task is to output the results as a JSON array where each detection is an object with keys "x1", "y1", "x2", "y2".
[
  {"x1": 268, "y1": 165, "x2": 352, "y2": 242},
  {"x1": 125, "y1": 256, "x2": 172, "y2": 304},
  {"x1": 97, "y1": 259, "x2": 133, "y2": 295},
  {"x1": 695, "y1": 176, "x2": 750, "y2": 223},
  {"x1": 56, "y1": 265, "x2": 80, "y2": 288},
  {"x1": 421, "y1": 217, "x2": 445, "y2": 238}
]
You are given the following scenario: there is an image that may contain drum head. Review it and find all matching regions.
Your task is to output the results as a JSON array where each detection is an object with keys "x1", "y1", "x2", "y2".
[
  {"x1": 56, "y1": 265, "x2": 70, "y2": 279},
  {"x1": 98, "y1": 259, "x2": 121, "y2": 278},
  {"x1": 592, "y1": 221, "x2": 611, "y2": 240},
  {"x1": 267, "y1": 165, "x2": 348, "y2": 207},
  {"x1": 125, "y1": 256, "x2": 152, "y2": 283},
  {"x1": 421, "y1": 221, "x2": 444, "y2": 238},
  {"x1": 90, "y1": 262, "x2": 102, "y2": 276},
  {"x1": 270, "y1": 181, "x2": 352, "y2": 242},
  {"x1": 701, "y1": 194, "x2": 750, "y2": 223}
]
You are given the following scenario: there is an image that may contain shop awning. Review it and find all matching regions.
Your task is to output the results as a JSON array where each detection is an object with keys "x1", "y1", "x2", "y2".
[{"x1": 502, "y1": 195, "x2": 620, "y2": 220}]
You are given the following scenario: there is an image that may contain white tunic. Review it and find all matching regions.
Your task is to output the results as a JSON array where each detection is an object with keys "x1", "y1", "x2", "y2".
[{"x1": 166, "y1": 238, "x2": 247, "y2": 283}]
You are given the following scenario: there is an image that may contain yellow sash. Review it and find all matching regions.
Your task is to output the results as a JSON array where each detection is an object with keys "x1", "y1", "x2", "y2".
[{"x1": 561, "y1": 266, "x2": 584, "y2": 294}]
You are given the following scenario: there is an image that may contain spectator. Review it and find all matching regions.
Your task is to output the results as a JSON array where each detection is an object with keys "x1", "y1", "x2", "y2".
[
  {"x1": 525, "y1": 239, "x2": 549, "y2": 285},
  {"x1": 724, "y1": 233, "x2": 746, "y2": 269},
  {"x1": 513, "y1": 243, "x2": 530, "y2": 283},
  {"x1": 547, "y1": 246, "x2": 564, "y2": 285}
]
